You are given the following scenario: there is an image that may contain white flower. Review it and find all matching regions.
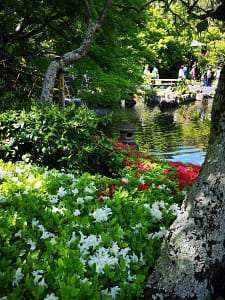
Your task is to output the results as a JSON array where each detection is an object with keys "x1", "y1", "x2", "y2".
[
  {"x1": 40, "y1": 230, "x2": 55, "y2": 240},
  {"x1": 121, "y1": 177, "x2": 128, "y2": 183},
  {"x1": 78, "y1": 232, "x2": 102, "y2": 256},
  {"x1": 90, "y1": 206, "x2": 112, "y2": 223},
  {"x1": 169, "y1": 203, "x2": 181, "y2": 216},
  {"x1": 101, "y1": 286, "x2": 121, "y2": 299},
  {"x1": 84, "y1": 195, "x2": 93, "y2": 201},
  {"x1": 77, "y1": 197, "x2": 84, "y2": 204},
  {"x1": 51, "y1": 206, "x2": 66, "y2": 214},
  {"x1": 132, "y1": 223, "x2": 143, "y2": 233},
  {"x1": 146, "y1": 226, "x2": 167, "y2": 240},
  {"x1": 27, "y1": 239, "x2": 36, "y2": 250},
  {"x1": 49, "y1": 195, "x2": 59, "y2": 204},
  {"x1": 68, "y1": 232, "x2": 77, "y2": 246},
  {"x1": 32, "y1": 269, "x2": 48, "y2": 287},
  {"x1": 32, "y1": 218, "x2": 39, "y2": 227},
  {"x1": 71, "y1": 188, "x2": 79, "y2": 195},
  {"x1": 57, "y1": 186, "x2": 67, "y2": 197},
  {"x1": 50, "y1": 237, "x2": 57, "y2": 245},
  {"x1": 139, "y1": 176, "x2": 145, "y2": 184},
  {"x1": 12, "y1": 267, "x2": 24, "y2": 286},
  {"x1": 44, "y1": 293, "x2": 59, "y2": 300},
  {"x1": 88, "y1": 247, "x2": 118, "y2": 274},
  {"x1": 73, "y1": 209, "x2": 80, "y2": 216},
  {"x1": 15, "y1": 230, "x2": 22, "y2": 237},
  {"x1": 84, "y1": 186, "x2": 96, "y2": 193},
  {"x1": 145, "y1": 201, "x2": 165, "y2": 221}
]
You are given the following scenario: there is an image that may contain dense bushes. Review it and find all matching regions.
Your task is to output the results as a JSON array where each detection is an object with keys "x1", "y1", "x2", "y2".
[{"x1": 0, "y1": 103, "x2": 124, "y2": 176}]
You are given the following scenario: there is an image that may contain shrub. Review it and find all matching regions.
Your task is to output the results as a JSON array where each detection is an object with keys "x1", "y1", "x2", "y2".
[{"x1": 0, "y1": 103, "x2": 124, "y2": 176}]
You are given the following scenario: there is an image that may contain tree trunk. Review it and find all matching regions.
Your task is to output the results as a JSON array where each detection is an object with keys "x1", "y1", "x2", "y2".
[
  {"x1": 40, "y1": 21, "x2": 98, "y2": 103},
  {"x1": 145, "y1": 65, "x2": 225, "y2": 300},
  {"x1": 40, "y1": 0, "x2": 113, "y2": 103}
]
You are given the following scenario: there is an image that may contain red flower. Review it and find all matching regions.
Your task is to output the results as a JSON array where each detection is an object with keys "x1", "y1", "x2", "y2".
[{"x1": 139, "y1": 183, "x2": 149, "y2": 190}]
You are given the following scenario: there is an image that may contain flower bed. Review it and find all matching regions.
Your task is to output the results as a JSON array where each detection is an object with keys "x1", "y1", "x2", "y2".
[{"x1": 0, "y1": 141, "x2": 200, "y2": 299}]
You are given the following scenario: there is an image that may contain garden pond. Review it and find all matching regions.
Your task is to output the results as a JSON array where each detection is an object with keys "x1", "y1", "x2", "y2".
[{"x1": 102, "y1": 102, "x2": 212, "y2": 166}]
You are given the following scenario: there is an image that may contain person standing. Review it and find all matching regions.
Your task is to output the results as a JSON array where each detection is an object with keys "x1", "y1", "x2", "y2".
[
  {"x1": 214, "y1": 66, "x2": 221, "y2": 85},
  {"x1": 178, "y1": 65, "x2": 185, "y2": 79},
  {"x1": 152, "y1": 66, "x2": 159, "y2": 79},
  {"x1": 190, "y1": 64, "x2": 197, "y2": 80},
  {"x1": 206, "y1": 66, "x2": 213, "y2": 87},
  {"x1": 183, "y1": 64, "x2": 189, "y2": 78},
  {"x1": 143, "y1": 64, "x2": 151, "y2": 75}
]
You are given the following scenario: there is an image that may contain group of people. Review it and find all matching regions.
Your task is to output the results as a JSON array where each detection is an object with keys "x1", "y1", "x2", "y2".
[
  {"x1": 178, "y1": 64, "x2": 199, "y2": 80},
  {"x1": 143, "y1": 64, "x2": 159, "y2": 79},
  {"x1": 178, "y1": 64, "x2": 222, "y2": 87},
  {"x1": 202, "y1": 66, "x2": 221, "y2": 87}
]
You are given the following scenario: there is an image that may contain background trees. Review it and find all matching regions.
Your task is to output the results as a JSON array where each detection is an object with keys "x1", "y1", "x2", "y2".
[{"x1": 2, "y1": 0, "x2": 224, "y2": 109}]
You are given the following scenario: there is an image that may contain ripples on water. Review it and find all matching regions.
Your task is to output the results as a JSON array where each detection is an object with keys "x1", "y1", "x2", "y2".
[{"x1": 108, "y1": 103, "x2": 210, "y2": 166}]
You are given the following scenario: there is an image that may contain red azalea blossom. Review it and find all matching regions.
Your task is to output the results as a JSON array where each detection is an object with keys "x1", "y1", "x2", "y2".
[
  {"x1": 127, "y1": 151, "x2": 133, "y2": 157},
  {"x1": 135, "y1": 151, "x2": 142, "y2": 157},
  {"x1": 123, "y1": 159, "x2": 133, "y2": 167},
  {"x1": 121, "y1": 180, "x2": 127, "y2": 185},
  {"x1": 169, "y1": 161, "x2": 200, "y2": 190},
  {"x1": 134, "y1": 172, "x2": 140, "y2": 177},
  {"x1": 139, "y1": 183, "x2": 150, "y2": 190}
]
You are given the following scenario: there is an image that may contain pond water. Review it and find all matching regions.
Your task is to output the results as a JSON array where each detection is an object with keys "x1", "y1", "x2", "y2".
[{"x1": 106, "y1": 102, "x2": 211, "y2": 166}]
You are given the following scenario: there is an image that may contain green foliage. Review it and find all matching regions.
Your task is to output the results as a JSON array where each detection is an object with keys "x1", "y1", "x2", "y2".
[
  {"x1": 0, "y1": 151, "x2": 198, "y2": 299},
  {"x1": 0, "y1": 104, "x2": 124, "y2": 176}
]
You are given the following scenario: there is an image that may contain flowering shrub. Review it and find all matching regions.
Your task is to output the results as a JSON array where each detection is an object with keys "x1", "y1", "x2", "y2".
[{"x1": 0, "y1": 143, "x2": 200, "y2": 299}]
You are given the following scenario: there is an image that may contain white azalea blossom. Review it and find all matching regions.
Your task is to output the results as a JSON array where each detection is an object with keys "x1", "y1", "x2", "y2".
[
  {"x1": 169, "y1": 203, "x2": 181, "y2": 216},
  {"x1": 144, "y1": 201, "x2": 165, "y2": 221},
  {"x1": 27, "y1": 238, "x2": 36, "y2": 250},
  {"x1": 51, "y1": 206, "x2": 66, "y2": 214},
  {"x1": 102, "y1": 286, "x2": 121, "y2": 299},
  {"x1": 12, "y1": 267, "x2": 24, "y2": 286},
  {"x1": 88, "y1": 247, "x2": 119, "y2": 274},
  {"x1": 84, "y1": 185, "x2": 96, "y2": 193},
  {"x1": 78, "y1": 232, "x2": 102, "y2": 256},
  {"x1": 49, "y1": 195, "x2": 59, "y2": 204},
  {"x1": 68, "y1": 231, "x2": 77, "y2": 246},
  {"x1": 44, "y1": 293, "x2": 59, "y2": 300},
  {"x1": 77, "y1": 197, "x2": 84, "y2": 204},
  {"x1": 32, "y1": 218, "x2": 56, "y2": 241},
  {"x1": 71, "y1": 188, "x2": 79, "y2": 195},
  {"x1": 15, "y1": 230, "x2": 22, "y2": 237},
  {"x1": 57, "y1": 186, "x2": 67, "y2": 197},
  {"x1": 32, "y1": 269, "x2": 48, "y2": 287},
  {"x1": 50, "y1": 237, "x2": 57, "y2": 245},
  {"x1": 73, "y1": 209, "x2": 80, "y2": 216},
  {"x1": 90, "y1": 206, "x2": 112, "y2": 223},
  {"x1": 146, "y1": 226, "x2": 167, "y2": 240},
  {"x1": 139, "y1": 176, "x2": 145, "y2": 184},
  {"x1": 121, "y1": 177, "x2": 128, "y2": 183}
]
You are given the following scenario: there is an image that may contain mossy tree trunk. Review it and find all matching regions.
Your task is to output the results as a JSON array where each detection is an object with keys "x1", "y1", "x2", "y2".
[{"x1": 144, "y1": 66, "x2": 225, "y2": 299}]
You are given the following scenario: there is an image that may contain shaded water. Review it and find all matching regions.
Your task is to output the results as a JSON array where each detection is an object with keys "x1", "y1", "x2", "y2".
[{"x1": 108, "y1": 103, "x2": 211, "y2": 166}]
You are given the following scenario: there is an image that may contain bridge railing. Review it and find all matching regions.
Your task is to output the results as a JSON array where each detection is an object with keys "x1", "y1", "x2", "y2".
[{"x1": 152, "y1": 79, "x2": 180, "y2": 87}]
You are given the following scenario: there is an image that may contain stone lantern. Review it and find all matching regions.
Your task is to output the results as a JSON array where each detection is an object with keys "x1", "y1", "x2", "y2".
[{"x1": 117, "y1": 122, "x2": 139, "y2": 149}]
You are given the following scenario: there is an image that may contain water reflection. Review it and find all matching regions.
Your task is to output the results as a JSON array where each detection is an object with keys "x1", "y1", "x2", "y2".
[{"x1": 109, "y1": 103, "x2": 210, "y2": 165}]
